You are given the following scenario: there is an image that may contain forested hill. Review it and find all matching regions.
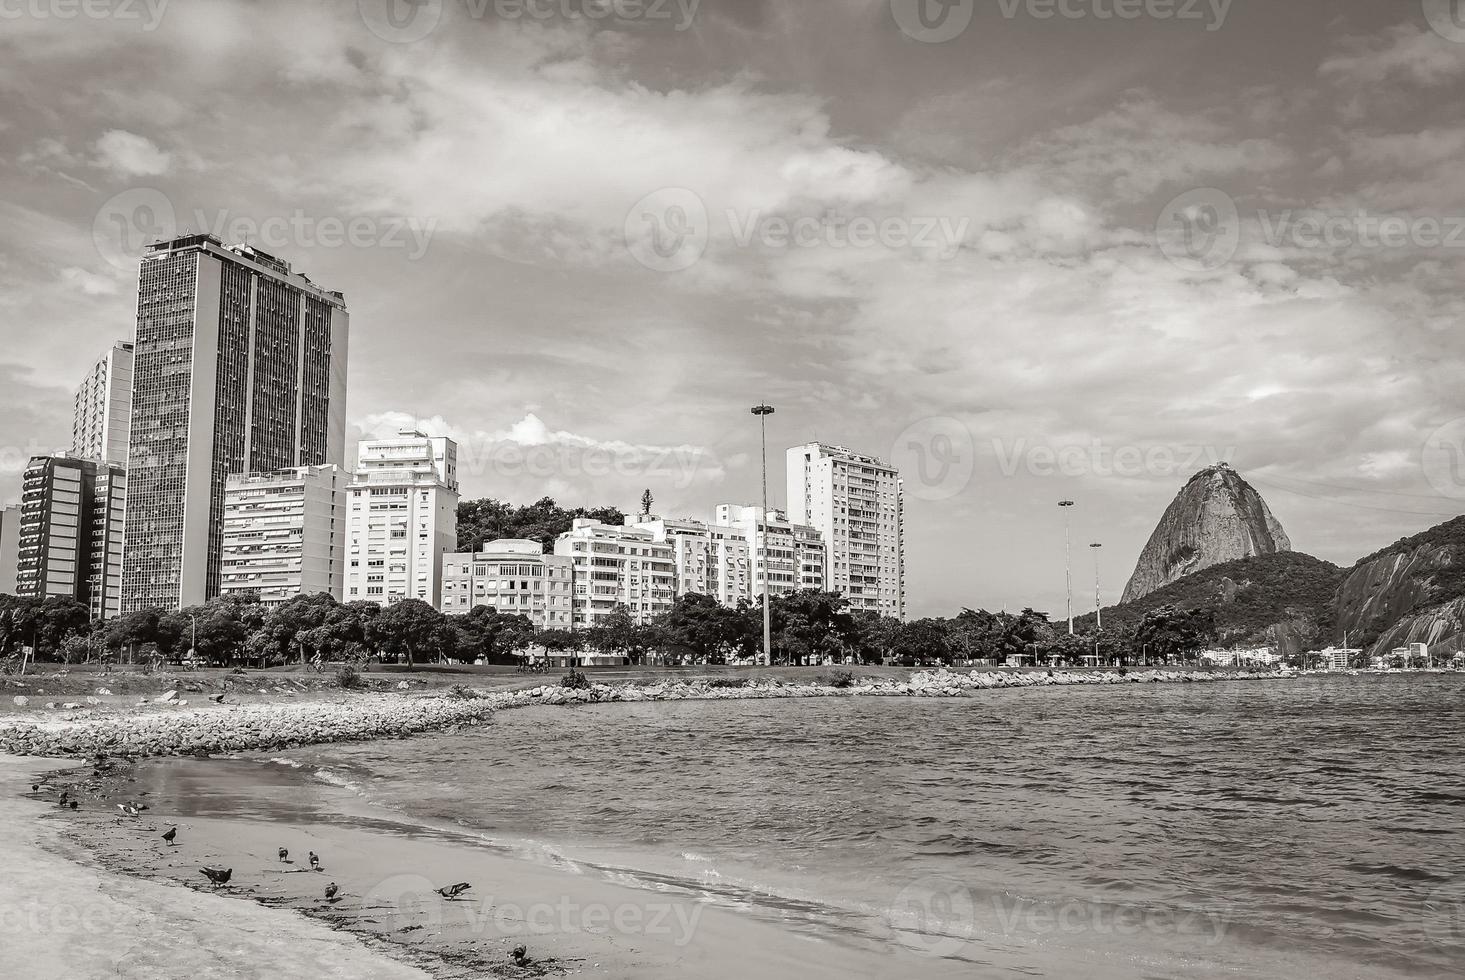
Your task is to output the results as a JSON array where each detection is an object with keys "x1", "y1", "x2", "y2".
[
  {"x1": 1078, "y1": 551, "x2": 1344, "y2": 650},
  {"x1": 456, "y1": 498, "x2": 626, "y2": 554}
]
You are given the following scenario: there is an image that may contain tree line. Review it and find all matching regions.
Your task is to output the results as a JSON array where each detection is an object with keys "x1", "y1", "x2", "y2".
[{"x1": 0, "y1": 588, "x2": 1230, "y2": 671}]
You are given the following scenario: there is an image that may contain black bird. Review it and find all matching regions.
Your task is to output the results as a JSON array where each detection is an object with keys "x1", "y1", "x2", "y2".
[
  {"x1": 162, "y1": 827, "x2": 177, "y2": 845},
  {"x1": 324, "y1": 882, "x2": 339, "y2": 901},
  {"x1": 436, "y1": 882, "x2": 472, "y2": 900},
  {"x1": 31, "y1": 783, "x2": 39, "y2": 792},
  {"x1": 511, "y1": 944, "x2": 530, "y2": 967},
  {"x1": 68, "y1": 800, "x2": 78, "y2": 810},
  {"x1": 58, "y1": 792, "x2": 69, "y2": 807},
  {"x1": 200, "y1": 867, "x2": 232, "y2": 887},
  {"x1": 308, "y1": 851, "x2": 320, "y2": 871},
  {"x1": 278, "y1": 847, "x2": 289, "y2": 863}
]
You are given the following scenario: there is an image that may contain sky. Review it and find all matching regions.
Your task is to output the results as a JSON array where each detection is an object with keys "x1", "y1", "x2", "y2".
[{"x1": 1, "y1": 0, "x2": 1463, "y2": 619}]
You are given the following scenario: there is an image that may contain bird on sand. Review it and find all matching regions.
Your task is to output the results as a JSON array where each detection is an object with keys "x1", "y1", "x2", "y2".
[
  {"x1": 162, "y1": 827, "x2": 177, "y2": 845},
  {"x1": 58, "y1": 791, "x2": 70, "y2": 807},
  {"x1": 31, "y1": 783, "x2": 39, "y2": 792},
  {"x1": 116, "y1": 802, "x2": 140, "y2": 817},
  {"x1": 511, "y1": 944, "x2": 530, "y2": 967},
  {"x1": 308, "y1": 851, "x2": 320, "y2": 871},
  {"x1": 436, "y1": 882, "x2": 472, "y2": 900},
  {"x1": 324, "y1": 882, "x2": 339, "y2": 901},
  {"x1": 200, "y1": 867, "x2": 232, "y2": 887},
  {"x1": 68, "y1": 800, "x2": 78, "y2": 810},
  {"x1": 278, "y1": 847, "x2": 289, "y2": 862}
]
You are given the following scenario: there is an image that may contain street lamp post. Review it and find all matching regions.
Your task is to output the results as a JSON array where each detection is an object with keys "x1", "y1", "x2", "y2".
[
  {"x1": 752, "y1": 404, "x2": 776, "y2": 667},
  {"x1": 1090, "y1": 543, "x2": 1103, "y2": 632},
  {"x1": 1059, "y1": 501, "x2": 1075, "y2": 634}
]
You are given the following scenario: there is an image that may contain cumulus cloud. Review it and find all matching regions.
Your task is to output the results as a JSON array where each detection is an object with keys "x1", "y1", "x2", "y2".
[{"x1": 93, "y1": 130, "x2": 172, "y2": 177}]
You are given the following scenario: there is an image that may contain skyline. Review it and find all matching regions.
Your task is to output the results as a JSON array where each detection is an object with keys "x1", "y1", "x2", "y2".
[{"x1": 3, "y1": 0, "x2": 1464, "y2": 619}]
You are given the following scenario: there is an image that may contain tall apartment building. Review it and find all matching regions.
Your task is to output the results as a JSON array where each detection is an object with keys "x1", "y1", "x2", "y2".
[
  {"x1": 89, "y1": 465, "x2": 126, "y2": 619},
  {"x1": 439, "y1": 539, "x2": 574, "y2": 628},
  {"x1": 786, "y1": 443, "x2": 905, "y2": 619},
  {"x1": 16, "y1": 455, "x2": 124, "y2": 614},
  {"x1": 554, "y1": 519, "x2": 676, "y2": 627},
  {"x1": 630, "y1": 515, "x2": 752, "y2": 606},
  {"x1": 73, "y1": 341, "x2": 134, "y2": 467},
  {"x1": 345, "y1": 431, "x2": 458, "y2": 607},
  {"x1": 221, "y1": 465, "x2": 346, "y2": 605},
  {"x1": 121, "y1": 234, "x2": 349, "y2": 611},
  {"x1": 713, "y1": 504, "x2": 826, "y2": 599},
  {"x1": 0, "y1": 505, "x2": 20, "y2": 596}
]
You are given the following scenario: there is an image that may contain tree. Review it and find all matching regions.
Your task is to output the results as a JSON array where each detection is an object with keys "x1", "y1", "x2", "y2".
[
  {"x1": 162, "y1": 596, "x2": 250, "y2": 666},
  {"x1": 890, "y1": 618, "x2": 956, "y2": 666},
  {"x1": 664, "y1": 593, "x2": 741, "y2": 664},
  {"x1": 771, "y1": 590, "x2": 858, "y2": 666},
  {"x1": 457, "y1": 497, "x2": 627, "y2": 553},
  {"x1": 453, "y1": 606, "x2": 536, "y2": 664},
  {"x1": 369, "y1": 599, "x2": 456, "y2": 668},
  {"x1": 587, "y1": 606, "x2": 641, "y2": 665},
  {"x1": 849, "y1": 611, "x2": 902, "y2": 665},
  {"x1": 103, "y1": 608, "x2": 178, "y2": 662},
  {"x1": 1133, "y1": 605, "x2": 1217, "y2": 664},
  {"x1": 641, "y1": 488, "x2": 654, "y2": 517}
]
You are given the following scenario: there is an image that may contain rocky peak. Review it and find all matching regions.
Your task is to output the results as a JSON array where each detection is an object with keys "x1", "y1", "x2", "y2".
[{"x1": 1122, "y1": 465, "x2": 1292, "y2": 603}]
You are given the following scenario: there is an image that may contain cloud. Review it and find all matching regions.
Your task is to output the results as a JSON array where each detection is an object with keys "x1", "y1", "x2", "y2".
[
  {"x1": 1319, "y1": 23, "x2": 1465, "y2": 88},
  {"x1": 93, "y1": 130, "x2": 173, "y2": 177}
]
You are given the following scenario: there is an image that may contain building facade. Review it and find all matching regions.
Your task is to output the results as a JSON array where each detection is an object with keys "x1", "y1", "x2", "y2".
[
  {"x1": 630, "y1": 515, "x2": 752, "y2": 606},
  {"x1": 221, "y1": 465, "x2": 346, "y2": 605},
  {"x1": 88, "y1": 465, "x2": 126, "y2": 619},
  {"x1": 786, "y1": 443, "x2": 904, "y2": 618},
  {"x1": 0, "y1": 505, "x2": 20, "y2": 596},
  {"x1": 440, "y1": 539, "x2": 574, "y2": 628},
  {"x1": 345, "y1": 432, "x2": 458, "y2": 607},
  {"x1": 121, "y1": 234, "x2": 349, "y2": 611},
  {"x1": 16, "y1": 455, "x2": 123, "y2": 614},
  {"x1": 73, "y1": 341, "x2": 134, "y2": 467},
  {"x1": 554, "y1": 519, "x2": 676, "y2": 627},
  {"x1": 712, "y1": 504, "x2": 826, "y2": 599}
]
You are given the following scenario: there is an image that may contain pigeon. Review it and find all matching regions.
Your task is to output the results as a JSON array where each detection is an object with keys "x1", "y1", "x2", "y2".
[
  {"x1": 200, "y1": 867, "x2": 232, "y2": 887},
  {"x1": 162, "y1": 827, "x2": 177, "y2": 845},
  {"x1": 325, "y1": 882, "x2": 339, "y2": 901},
  {"x1": 308, "y1": 851, "x2": 320, "y2": 871},
  {"x1": 68, "y1": 800, "x2": 78, "y2": 810},
  {"x1": 31, "y1": 783, "x2": 39, "y2": 792},
  {"x1": 58, "y1": 792, "x2": 70, "y2": 807},
  {"x1": 278, "y1": 847, "x2": 289, "y2": 863},
  {"x1": 436, "y1": 882, "x2": 472, "y2": 900},
  {"x1": 116, "y1": 802, "x2": 140, "y2": 818},
  {"x1": 511, "y1": 944, "x2": 530, "y2": 967}
]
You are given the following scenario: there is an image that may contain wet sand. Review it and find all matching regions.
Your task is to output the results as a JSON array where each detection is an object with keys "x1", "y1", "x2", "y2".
[{"x1": 11, "y1": 753, "x2": 986, "y2": 979}]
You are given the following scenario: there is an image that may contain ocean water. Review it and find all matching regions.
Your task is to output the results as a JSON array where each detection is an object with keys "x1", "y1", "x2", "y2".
[{"x1": 161, "y1": 674, "x2": 1465, "y2": 978}]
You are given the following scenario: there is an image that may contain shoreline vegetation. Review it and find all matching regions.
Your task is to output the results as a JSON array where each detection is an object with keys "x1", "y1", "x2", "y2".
[{"x1": 2, "y1": 666, "x2": 1288, "y2": 759}]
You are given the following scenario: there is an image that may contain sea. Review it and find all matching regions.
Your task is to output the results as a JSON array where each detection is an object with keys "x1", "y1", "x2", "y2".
[{"x1": 145, "y1": 673, "x2": 1465, "y2": 978}]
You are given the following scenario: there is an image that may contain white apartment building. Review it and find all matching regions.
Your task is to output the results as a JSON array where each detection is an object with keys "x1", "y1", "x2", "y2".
[
  {"x1": 786, "y1": 443, "x2": 905, "y2": 619},
  {"x1": 346, "y1": 431, "x2": 459, "y2": 607},
  {"x1": 73, "y1": 341, "x2": 133, "y2": 468},
  {"x1": 554, "y1": 519, "x2": 676, "y2": 627},
  {"x1": 712, "y1": 504, "x2": 826, "y2": 599},
  {"x1": 221, "y1": 465, "x2": 346, "y2": 605},
  {"x1": 440, "y1": 539, "x2": 574, "y2": 628},
  {"x1": 630, "y1": 515, "x2": 752, "y2": 606}
]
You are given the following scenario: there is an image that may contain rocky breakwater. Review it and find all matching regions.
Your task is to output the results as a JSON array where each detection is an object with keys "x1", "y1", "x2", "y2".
[
  {"x1": 492, "y1": 667, "x2": 1282, "y2": 709},
  {"x1": 0, "y1": 693, "x2": 497, "y2": 759}
]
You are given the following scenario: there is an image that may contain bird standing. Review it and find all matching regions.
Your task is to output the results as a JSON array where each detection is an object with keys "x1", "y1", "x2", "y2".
[
  {"x1": 278, "y1": 847, "x2": 289, "y2": 863},
  {"x1": 324, "y1": 882, "x2": 339, "y2": 901},
  {"x1": 116, "y1": 803, "x2": 140, "y2": 818},
  {"x1": 162, "y1": 827, "x2": 177, "y2": 845},
  {"x1": 308, "y1": 851, "x2": 320, "y2": 871},
  {"x1": 200, "y1": 867, "x2": 232, "y2": 887}
]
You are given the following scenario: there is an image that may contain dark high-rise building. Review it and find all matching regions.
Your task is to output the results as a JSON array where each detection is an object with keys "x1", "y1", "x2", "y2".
[
  {"x1": 121, "y1": 234, "x2": 349, "y2": 611},
  {"x1": 17, "y1": 455, "x2": 93, "y2": 604}
]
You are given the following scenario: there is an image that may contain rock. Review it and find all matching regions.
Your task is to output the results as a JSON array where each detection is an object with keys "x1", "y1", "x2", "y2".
[
  {"x1": 12, "y1": 696, "x2": 28, "y2": 707},
  {"x1": 95, "y1": 688, "x2": 112, "y2": 696},
  {"x1": 1123, "y1": 463, "x2": 1290, "y2": 603},
  {"x1": 62, "y1": 702, "x2": 82, "y2": 710},
  {"x1": 154, "y1": 691, "x2": 179, "y2": 704}
]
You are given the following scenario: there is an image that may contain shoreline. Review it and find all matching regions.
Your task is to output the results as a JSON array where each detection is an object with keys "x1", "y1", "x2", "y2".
[{"x1": 1, "y1": 666, "x2": 1286, "y2": 759}]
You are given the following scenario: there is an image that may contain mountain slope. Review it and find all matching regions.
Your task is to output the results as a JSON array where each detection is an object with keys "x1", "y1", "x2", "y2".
[
  {"x1": 1123, "y1": 464, "x2": 1291, "y2": 602},
  {"x1": 1334, "y1": 515, "x2": 1465, "y2": 657}
]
